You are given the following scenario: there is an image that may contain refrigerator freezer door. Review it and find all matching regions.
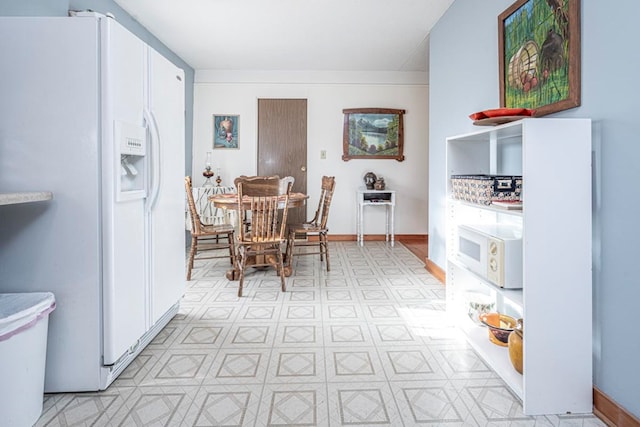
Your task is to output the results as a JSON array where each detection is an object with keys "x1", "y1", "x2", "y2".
[{"x1": 146, "y1": 47, "x2": 186, "y2": 325}]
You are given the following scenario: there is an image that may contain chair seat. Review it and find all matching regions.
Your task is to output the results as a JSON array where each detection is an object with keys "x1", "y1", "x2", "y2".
[
  {"x1": 238, "y1": 237, "x2": 282, "y2": 244},
  {"x1": 199, "y1": 223, "x2": 235, "y2": 235},
  {"x1": 238, "y1": 242, "x2": 281, "y2": 253},
  {"x1": 289, "y1": 223, "x2": 327, "y2": 234}
]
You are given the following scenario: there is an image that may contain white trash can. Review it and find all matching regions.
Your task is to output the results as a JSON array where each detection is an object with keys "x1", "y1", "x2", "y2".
[{"x1": 0, "y1": 292, "x2": 56, "y2": 427}]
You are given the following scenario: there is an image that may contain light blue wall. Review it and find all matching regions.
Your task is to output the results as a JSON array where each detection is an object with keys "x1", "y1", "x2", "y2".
[
  {"x1": 429, "y1": 0, "x2": 640, "y2": 418},
  {"x1": 0, "y1": 0, "x2": 194, "y2": 177}
]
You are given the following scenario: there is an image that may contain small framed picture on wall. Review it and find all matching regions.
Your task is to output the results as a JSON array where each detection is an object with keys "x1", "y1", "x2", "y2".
[{"x1": 213, "y1": 115, "x2": 239, "y2": 149}]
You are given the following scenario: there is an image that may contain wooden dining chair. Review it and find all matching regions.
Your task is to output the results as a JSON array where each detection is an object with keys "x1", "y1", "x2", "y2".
[
  {"x1": 233, "y1": 175, "x2": 295, "y2": 231},
  {"x1": 185, "y1": 176, "x2": 236, "y2": 280},
  {"x1": 235, "y1": 180, "x2": 292, "y2": 297},
  {"x1": 285, "y1": 176, "x2": 336, "y2": 271},
  {"x1": 233, "y1": 175, "x2": 280, "y2": 233},
  {"x1": 233, "y1": 175, "x2": 281, "y2": 196}
]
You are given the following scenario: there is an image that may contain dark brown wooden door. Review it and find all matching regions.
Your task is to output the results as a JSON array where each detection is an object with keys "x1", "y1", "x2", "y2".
[{"x1": 257, "y1": 99, "x2": 307, "y2": 225}]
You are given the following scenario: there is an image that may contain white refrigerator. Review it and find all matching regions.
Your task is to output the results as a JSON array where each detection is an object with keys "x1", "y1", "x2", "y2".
[{"x1": 0, "y1": 15, "x2": 186, "y2": 392}]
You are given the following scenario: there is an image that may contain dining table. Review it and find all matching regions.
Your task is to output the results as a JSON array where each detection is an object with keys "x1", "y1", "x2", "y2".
[
  {"x1": 209, "y1": 192, "x2": 309, "y2": 210},
  {"x1": 208, "y1": 192, "x2": 309, "y2": 280}
]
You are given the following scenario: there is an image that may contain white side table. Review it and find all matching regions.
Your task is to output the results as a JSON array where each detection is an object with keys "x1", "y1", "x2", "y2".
[
  {"x1": 356, "y1": 187, "x2": 396, "y2": 247},
  {"x1": 186, "y1": 185, "x2": 236, "y2": 229}
]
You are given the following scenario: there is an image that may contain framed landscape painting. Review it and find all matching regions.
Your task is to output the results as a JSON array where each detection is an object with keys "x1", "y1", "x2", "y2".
[
  {"x1": 342, "y1": 108, "x2": 405, "y2": 162},
  {"x1": 498, "y1": 0, "x2": 580, "y2": 116},
  {"x1": 213, "y1": 115, "x2": 239, "y2": 149}
]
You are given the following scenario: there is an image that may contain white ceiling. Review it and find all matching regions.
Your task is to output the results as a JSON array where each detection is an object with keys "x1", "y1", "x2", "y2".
[{"x1": 113, "y1": 0, "x2": 454, "y2": 72}]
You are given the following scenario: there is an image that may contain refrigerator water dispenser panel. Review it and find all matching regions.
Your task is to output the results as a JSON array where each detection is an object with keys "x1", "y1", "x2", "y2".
[
  {"x1": 121, "y1": 135, "x2": 145, "y2": 156},
  {"x1": 115, "y1": 121, "x2": 146, "y2": 200}
]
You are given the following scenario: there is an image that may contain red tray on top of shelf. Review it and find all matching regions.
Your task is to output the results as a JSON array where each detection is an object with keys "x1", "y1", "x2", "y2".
[{"x1": 469, "y1": 108, "x2": 535, "y2": 126}]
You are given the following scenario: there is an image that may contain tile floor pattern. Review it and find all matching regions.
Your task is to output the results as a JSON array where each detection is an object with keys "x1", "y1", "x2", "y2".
[{"x1": 36, "y1": 242, "x2": 605, "y2": 427}]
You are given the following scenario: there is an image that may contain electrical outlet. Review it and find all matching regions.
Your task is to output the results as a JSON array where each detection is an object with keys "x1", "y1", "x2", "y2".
[{"x1": 320, "y1": 150, "x2": 326, "y2": 159}]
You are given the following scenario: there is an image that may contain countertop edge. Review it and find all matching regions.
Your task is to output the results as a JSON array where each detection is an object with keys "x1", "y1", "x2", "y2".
[{"x1": 0, "y1": 192, "x2": 53, "y2": 206}]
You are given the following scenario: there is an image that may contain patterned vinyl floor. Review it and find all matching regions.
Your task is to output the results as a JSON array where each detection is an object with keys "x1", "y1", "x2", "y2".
[{"x1": 36, "y1": 242, "x2": 605, "y2": 426}]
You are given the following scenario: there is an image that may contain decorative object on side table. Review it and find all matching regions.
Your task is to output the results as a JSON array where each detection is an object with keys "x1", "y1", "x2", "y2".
[
  {"x1": 498, "y1": 0, "x2": 581, "y2": 116},
  {"x1": 373, "y1": 177, "x2": 386, "y2": 190},
  {"x1": 215, "y1": 168, "x2": 222, "y2": 187},
  {"x1": 479, "y1": 312, "x2": 517, "y2": 346},
  {"x1": 363, "y1": 172, "x2": 377, "y2": 190}
]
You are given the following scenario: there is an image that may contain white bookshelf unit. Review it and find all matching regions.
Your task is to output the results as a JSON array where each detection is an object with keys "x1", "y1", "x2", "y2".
[{"x1": 445, "y1": 118, "x2": 593, "y2": 415}]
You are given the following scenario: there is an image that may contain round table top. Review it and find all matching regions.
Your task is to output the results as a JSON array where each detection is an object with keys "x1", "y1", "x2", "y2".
[{"x1": 209, "y1": 192, "x2": 308, "y2": 209}]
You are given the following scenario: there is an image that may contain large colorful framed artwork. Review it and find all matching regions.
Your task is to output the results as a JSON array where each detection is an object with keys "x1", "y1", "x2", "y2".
[{"x1": 498, "y1": 0, "x2": 580, "y2": 116}]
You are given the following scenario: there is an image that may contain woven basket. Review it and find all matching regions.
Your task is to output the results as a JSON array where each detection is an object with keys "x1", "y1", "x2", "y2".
[{"x1": 450, "y1": 175, "x2": 522, "y2": 205}]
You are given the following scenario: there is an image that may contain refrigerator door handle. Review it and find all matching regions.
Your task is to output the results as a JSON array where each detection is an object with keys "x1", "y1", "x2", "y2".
[{"x1": 144, "y1": 109, "x2": 161, "y2": 212}]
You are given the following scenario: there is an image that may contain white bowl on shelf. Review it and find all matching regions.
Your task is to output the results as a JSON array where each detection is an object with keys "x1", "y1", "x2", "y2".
[{"x1": 465, "y1": 292, "x2": 495, "y2": 325}]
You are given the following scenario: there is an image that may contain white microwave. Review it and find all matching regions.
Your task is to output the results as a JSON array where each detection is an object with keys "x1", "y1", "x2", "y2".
[{"x1": 456, "y1": 223, "x2": 523, "y2": 288}]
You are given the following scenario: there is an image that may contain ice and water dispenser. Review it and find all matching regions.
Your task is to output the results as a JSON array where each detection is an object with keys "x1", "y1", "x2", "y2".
[{"x1": 115, "y1": 121, "x2": 146, "y2": 200}]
